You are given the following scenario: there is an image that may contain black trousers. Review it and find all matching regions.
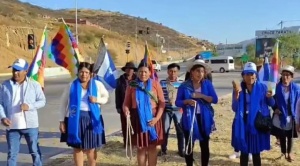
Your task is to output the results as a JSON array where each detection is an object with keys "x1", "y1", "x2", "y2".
[
  {"x1": 240, "y1": 153, "x2": 261, "y2": 166},
  {"x1": 279, "y1": 130, "x2": 293, "y2": 154},
  {"x1": 184, "y1": 114, "x2": 210, "y2": 166},
  {"x1": 271, "y1": 121, "x2": 297, "y2": 154}
]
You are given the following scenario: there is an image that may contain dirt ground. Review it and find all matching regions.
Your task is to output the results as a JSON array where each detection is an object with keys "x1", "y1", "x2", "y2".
[{"x1": 45, "y1": 96, "x2": 300, "y2": 166}]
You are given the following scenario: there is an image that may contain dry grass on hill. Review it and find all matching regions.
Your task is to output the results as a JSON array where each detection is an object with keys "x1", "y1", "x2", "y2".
[{"x1": 0, "y1": 0, "x2": 212, "y2": 73}]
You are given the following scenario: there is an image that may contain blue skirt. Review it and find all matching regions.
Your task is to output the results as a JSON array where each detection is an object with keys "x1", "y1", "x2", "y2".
[
  {"x1": 241, "y1": 127, "x2": 270, "y2": 154},
  {"x1": 60, "y1": 111, "x2": 106, "y2": 150},
  {"x1": 231, "y1": 119, "x2": 270, "y2": 154}
]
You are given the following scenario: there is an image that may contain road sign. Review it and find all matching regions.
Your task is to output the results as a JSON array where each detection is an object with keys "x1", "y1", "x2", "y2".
[{"x1": 241, "y1": 53, "x2": 249, "y2": 62}]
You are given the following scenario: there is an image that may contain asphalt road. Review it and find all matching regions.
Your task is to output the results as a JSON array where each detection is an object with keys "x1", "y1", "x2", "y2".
[{"x1": 0, "y1": 61, "x2": 242, "y2": 165}]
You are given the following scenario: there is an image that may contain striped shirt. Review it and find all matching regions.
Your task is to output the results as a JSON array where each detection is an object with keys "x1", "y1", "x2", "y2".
[{"x1": 160, "y1": 78, "x2": 183, "y2": 111}]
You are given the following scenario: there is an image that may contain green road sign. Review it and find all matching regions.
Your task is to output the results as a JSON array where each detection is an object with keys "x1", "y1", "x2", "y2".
[{"x1": 241, "y1": 54, "x2": 249, "y2": 62}]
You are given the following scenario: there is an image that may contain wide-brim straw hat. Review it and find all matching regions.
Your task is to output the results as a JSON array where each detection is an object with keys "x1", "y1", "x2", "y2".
[
  {"x1": 187, "y1": 59, "x2": 212, "y2": 73},
  {"x1": 280, "y1": 65, "x2": 295, "y2": 74}
]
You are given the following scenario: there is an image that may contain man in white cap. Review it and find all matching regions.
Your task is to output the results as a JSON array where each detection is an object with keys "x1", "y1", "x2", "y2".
[{"x1": 0, "y1": 58, "x2": 46, "y2": 166}]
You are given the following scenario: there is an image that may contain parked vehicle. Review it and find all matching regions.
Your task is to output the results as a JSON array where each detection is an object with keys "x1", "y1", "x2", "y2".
[
  {"x1": 204, "y1": 56, "x2": 235, "y2": 73},
  {"x1": 139, "y1": 59, "x2": 161, "y2": 71},
  {"x1": 152, "y1": 60, "x2": 161, "y2": 71}
]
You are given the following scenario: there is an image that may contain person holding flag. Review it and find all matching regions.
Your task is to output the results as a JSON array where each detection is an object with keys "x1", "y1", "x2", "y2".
[
  {"x1": 175, "y1": 60, "x2": 218, "y2": 166},
  {"x1": 0, "y1": 58, "x2": 46, "y2": 166}
]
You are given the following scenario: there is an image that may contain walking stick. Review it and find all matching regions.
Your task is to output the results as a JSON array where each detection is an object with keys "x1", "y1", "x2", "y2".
[{"x1": 185, "y1": 103, "x2": 197, "y2": 155}]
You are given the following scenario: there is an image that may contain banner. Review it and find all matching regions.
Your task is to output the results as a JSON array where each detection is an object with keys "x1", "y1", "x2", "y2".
[
  {"x1": 199, "y1": 51, "x2": 213, "y2": 59},
  {"x1": 255, "y1": 38, "x2": 276, "y2": 58}
]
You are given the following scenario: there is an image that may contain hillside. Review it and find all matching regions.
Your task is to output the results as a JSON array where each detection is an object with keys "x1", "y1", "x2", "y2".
[{"x1": 0, "y1": 0, "x2": 214, "y2": 73}]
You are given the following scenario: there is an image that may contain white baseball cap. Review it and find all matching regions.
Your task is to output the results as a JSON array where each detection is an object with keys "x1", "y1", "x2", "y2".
[
  {"x1": 242, "y1": 62, "x2": 257, "y2": 75},
  {"x1": 8, "y1": 58, "x2": 29, "y2": 71}
]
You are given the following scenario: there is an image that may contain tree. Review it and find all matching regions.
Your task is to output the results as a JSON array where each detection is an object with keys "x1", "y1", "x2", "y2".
[
  {"x1": 212, "y1": 51, "x2": 219, "y2": 57},
  {"x1": 279, "y1": 33, "x2": 300, "y2": 59},
  {"x1": 212, "y1": 46, "x2": 219, "y2": 57},
  {"x1": 246, "y1": 44, "x2": 255, "y2": 57}
]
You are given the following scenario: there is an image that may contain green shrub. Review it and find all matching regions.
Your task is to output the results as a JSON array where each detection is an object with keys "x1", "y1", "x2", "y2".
[
  {"x1": 94, "y1": 32, "x2": 104, "y2": 39},
  {"x1": 28, "y1": 11, "x2": 37, "y2": 17},
  {"x1": 79, "y1": 33, "x2": 95, "y2": 44}
]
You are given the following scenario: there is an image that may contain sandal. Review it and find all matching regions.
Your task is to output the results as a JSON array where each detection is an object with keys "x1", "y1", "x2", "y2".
[{"x1": 287, "y1": 155, "x2": 294, "y2": 162}]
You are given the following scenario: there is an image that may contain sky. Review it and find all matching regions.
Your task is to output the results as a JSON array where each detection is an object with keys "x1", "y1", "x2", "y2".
[{"x1": 21, "y1": 0, "x2": 300, "y2": 44}]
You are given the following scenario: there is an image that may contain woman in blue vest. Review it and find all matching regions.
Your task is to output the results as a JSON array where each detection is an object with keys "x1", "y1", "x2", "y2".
[
  {"x1": 176, "y1": 60, "x2": 218, "y2": 166},
  {"x1": 232, "y1": 62, "x2": 275, "y2": 166},
  {"x1": 271, "y1": 65, "x2": 300, "y2": 162}
]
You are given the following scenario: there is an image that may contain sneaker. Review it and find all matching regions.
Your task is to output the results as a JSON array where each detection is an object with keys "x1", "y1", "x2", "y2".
[
  {"x1": 249, "y1": 154, "x2": 252, "y2": 161},
  {"x1": 229, "y1": 152, "x2": 240, "y2": 159}
]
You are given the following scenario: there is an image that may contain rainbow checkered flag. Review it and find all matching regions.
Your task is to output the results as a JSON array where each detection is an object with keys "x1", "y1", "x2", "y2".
[
  {"x1": 49, "y1": 21, "x2": 80, "y2": 78},
  {"x1": 27, "y1": 25, "x2": 47, "y2": 90}
]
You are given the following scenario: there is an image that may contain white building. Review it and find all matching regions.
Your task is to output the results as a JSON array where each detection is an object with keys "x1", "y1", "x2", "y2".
[{"x1": 216, "y1": 43, "x2": 245, "y2": 57}]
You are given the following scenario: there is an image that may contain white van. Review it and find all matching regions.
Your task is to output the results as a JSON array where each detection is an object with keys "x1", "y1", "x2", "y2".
[{"x1": 205, "y1": 56, "x2": 235, "y2": 73}]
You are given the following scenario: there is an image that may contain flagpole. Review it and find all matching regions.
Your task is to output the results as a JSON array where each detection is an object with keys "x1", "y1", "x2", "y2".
[
  {"x1": 61, "y1": 17, "x2": 66, "y2": 25},
  {"x1": 32, "y1": 25, "x2": 47, "y2": 59},
  {"x1": 93, "y1": 36, "x2": 105, "y2": 73},
  {"x1": 75, "y1": 0, "x2": 79, "y2": 44}
]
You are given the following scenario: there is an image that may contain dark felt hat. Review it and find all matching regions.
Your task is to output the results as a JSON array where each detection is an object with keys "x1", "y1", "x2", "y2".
[{"x1": 121, "y1": 62, "x2": 137, "y2": 72}]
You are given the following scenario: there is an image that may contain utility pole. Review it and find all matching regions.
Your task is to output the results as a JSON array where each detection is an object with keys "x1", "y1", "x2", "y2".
[
  {"x1": 225, "y1": 38, "x2": 228, "y2": 53},
  {"x1": 135, "y1": 18, "x2": 138, "y2": 65},
  {"x1": 167, "y1": 36, "x2": 170, "y2": 57},
  {"x1": 277, "y1": 20, "x2": 300, "y2": 30},
  {"x1": 279, "y1": 20, "x2": 283, "y2": 29},
  {"x1": 156, "y1": 31, "x2": 159, "y2": 59},
  {"x1": 109, "y1": 12, "x2": 112, "y2": 31}
]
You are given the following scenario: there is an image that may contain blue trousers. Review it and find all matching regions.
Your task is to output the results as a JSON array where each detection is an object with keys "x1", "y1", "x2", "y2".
[
  {"x1": 6, "y1": 128, "x2": 42, "y2": 166},
  {"x1": 161, "y1": 110, "x2": 185, "y2": 153}
]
